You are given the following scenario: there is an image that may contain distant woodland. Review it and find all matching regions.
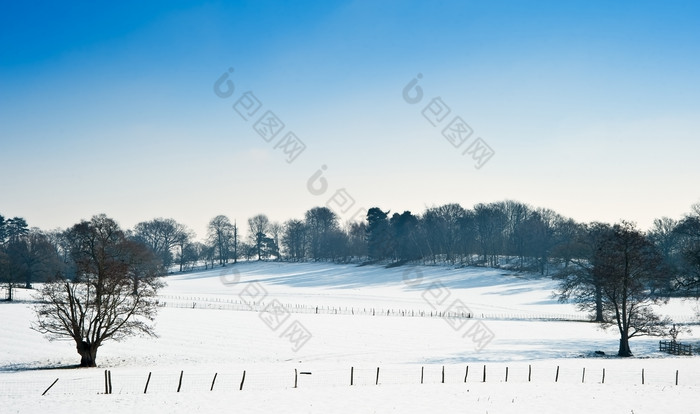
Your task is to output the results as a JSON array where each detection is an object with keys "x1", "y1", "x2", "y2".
[{"x1": 2, "y1": 200, "x2": 700, "y2": 300}]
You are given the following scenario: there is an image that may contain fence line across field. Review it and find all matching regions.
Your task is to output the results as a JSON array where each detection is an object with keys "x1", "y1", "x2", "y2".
[
  {"x1": 4, "y1": 363, "x2": 700, "y2": 396},
  {"x1": 4, "y1": 288, "x2": 697, "y2": 324},
  {"x1": 155, "y1": 294, "x2": 589, "y2": 322}
]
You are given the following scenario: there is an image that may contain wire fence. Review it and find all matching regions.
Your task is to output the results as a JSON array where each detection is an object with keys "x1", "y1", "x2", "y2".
[
  {"x1": 155, "y1": 294, "x2": 590, "y2": 322},
  {"x1": 5, "y1": 287, "x2": 698, "y2": 324},
  {"x1": 3, "y1": 362, "x2": 700, "y2": 396}
]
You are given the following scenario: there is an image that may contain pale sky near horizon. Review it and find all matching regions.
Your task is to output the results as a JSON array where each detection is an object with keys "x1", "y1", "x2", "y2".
[{"x1": 1, "y1": 0, "x2": 699, "y2": 239}]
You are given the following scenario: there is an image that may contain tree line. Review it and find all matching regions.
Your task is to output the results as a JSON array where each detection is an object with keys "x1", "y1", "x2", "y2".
[
  {"x1": 2, "y1": 200, "x2": 700, "y2": 292},
  {"x1": 3, "y1": 200, "x2": 700, "y2": 360}
]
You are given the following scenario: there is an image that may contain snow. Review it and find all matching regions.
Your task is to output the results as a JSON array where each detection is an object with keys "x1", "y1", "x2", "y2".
[{"x1": 1, "y1": 262, "x2": 699, "y2": 413}]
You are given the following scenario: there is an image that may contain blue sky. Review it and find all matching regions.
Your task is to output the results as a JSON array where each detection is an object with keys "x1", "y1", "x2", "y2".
[{"x1": 1, "y1": 0, "x2": 699, "y2": 238}]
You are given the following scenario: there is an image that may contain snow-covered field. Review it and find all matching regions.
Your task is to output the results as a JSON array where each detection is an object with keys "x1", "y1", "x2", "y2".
[{"x1": 1, "y1": 262, "x2": 699, "y2": 413}]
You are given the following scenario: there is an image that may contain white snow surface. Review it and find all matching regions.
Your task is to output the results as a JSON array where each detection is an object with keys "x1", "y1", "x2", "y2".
[{"x1": 1, "y1": 262, "x2": 699, "y2": 413}]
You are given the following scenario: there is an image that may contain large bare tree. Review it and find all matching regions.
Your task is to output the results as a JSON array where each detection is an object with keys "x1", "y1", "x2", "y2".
[
  {"x1": 561, "y1": 221, "x2": 670, "y2": 356},
  {"x1": 32, "y1": 215, "x2": 163, "y2": 367}
]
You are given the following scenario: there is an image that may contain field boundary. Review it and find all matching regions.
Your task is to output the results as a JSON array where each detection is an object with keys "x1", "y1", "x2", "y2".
[
  {"x1": 156, "y1": 294, "x2": 590, "y2": 322},
  {"x1": 3, "y1": 363, "x2": 698, "y2": 396}
]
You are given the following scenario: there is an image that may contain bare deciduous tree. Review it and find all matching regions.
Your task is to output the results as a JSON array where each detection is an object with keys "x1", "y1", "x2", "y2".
[
  {"x1": 248, "y1": 214, "x2": 271, "y2": 261},
  {"x1": 560, "y1": 221, "x2": 670, "y2": 356},
  {"x1": 207, "y1": 215, "x2": 235, "y2": 266},
  {"x1": 282, "y1": 219, "x2": 306, "y2": 261},
  {"x1": 133, "y1": 218, "x2": 190, "y2": 270},
  {"x1": 32, "y1": 215, "x2": 163, "y2": 367}
]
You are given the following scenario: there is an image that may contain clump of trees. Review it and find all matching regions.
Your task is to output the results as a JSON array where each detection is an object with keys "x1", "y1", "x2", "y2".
[
  {"x1": 132, "y1": 218, "x2": 195, "y2": 272},
  {"x1": 0, "y1": 216, "x2": 59, "y2": 300}
]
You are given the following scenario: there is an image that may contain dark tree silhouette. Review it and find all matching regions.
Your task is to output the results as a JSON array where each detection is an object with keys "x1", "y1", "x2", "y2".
[
  {"x1": 390, "y1": 211, "x2": 422, "y2": 262},
  {"x1": 282, "y1": 219, "x2": 307, "y2": 261},
  {"x1": 366, "y1": 207, "x2": 393, "y2": 261},
  {"x1": 557, "y1": 222, "x2": 613, "y2": 322},
  {"x1": 207, "y1": 215, "x2": 235, "y2": 266},
  {"x1": 133, "y1": 218, "x2": 191, "y2": 270},
  {"x1": 304, "y1": 207, "x2": 339, "y2": 261},
  {"x1": 248, "y1": 214, "x2": 271, "y2": 260}
]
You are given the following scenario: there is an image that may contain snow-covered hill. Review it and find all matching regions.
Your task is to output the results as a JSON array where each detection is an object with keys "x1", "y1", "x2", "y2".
[{"x1": 1, "y1": 262, "x2": 698, "y2": 413}]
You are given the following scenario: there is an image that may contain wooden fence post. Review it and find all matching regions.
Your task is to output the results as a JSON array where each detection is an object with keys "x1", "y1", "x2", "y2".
[
  {"x1": 482, "y1": 365, "x2": 486, "y2": 383},
  {"x1": 42, "y1": 378, "x2": 59, "y2": 396},
  {"x1": 294, "y1": 369, "x2": 298, "y2": 388},
  {"x1": 464, "y1": 366, "x2": 469, "y2": 383},
  {"x1": 350, "y1": 367, "x2": 354, "y2": 386},
  {"x1": 676, "y1": 370, "x2": 679, "y2": 386},
  {"x1": 555, "y1": 366, "x2": 559, "y2": 383},
  {"x1": 104, "y1": 370, "x2": 109, "y2": 394},
  {"x1": 602, "y1": 368, "x2": 605, "y2": 384},
  {"x1": 177, "y1": 370, "x2": 184, "y2": 392},
  {"x1": 211, "y1": 373, "x2": 218, "y2": 391},
  {"x1": 442, "y1": 366, "x2": 445, "y2": 384},
  {"x1": 642, "y1": 368, "x2": 645, "y2": 385},
  {"x1": 505, "y1": 367, "x2": 509, "y2": 382},
  {"x1": 376, "y1": 367, "x2": 380, "y2": 385},
  {"x1": 108, "y1": 370, "x2": 112, "y2": 395},
  {"x1": 144, "y1": 372, "x2": 152, "y2": 394},
  {"x1": 239, "y1": 370, "x2": 246, "y2": 390},
  {"x1": 528, "y1": 365, "x2": 532, "y2": 382},
  {"x1": 582, "y1": 367, "x2": 586, "y2": 383},
  {"x1": 421, "y1": 366, "x2": 424, "y2": 384}
]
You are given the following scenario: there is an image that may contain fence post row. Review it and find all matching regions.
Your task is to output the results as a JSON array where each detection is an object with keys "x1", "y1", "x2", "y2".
[{"x1": 32, "y1": 364, "x2": 697, "y2": 396}]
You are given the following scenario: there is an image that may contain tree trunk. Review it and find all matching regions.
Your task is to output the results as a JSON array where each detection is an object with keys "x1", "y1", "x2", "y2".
[
  {"x1": 618, "y1": 336, "x2": 632, "y2": 357},
  {"x1": 76, "y1": 340, "x2": 98, "y2": 367},
  {"x1": 594, "y1": 284, "x2": 604, "y2": 322}
]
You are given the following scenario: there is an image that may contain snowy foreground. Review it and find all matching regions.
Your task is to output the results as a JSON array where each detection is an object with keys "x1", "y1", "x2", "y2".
[{"x1": 2, "y1": 262, "x2": 699, "y2": 413}]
